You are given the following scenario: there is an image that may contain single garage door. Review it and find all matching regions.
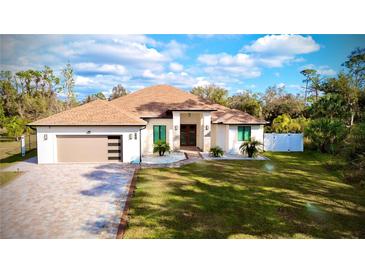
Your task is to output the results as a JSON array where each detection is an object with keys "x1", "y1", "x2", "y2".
[{"x1": 57, "y1": 135, "x2": 110, "y2": 163}]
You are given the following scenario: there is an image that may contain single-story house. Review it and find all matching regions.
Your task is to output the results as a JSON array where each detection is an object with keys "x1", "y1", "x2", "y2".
[{"x1": 29, "y1": 85, "x2": 267, "y2": 163}]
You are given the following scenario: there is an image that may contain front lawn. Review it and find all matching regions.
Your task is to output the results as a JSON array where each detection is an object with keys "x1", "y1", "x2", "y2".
[
  {"x1": 124, "y1": 152, "x2": 365, "y2": 238},
  {"x1": 0, "y1": 149, "x2": 37, "y2": 169}
]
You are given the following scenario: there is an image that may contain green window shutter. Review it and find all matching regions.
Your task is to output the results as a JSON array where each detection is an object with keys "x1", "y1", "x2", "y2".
[
  {"x1": 160, "y1": 125, "x2": 166, "y2": 142},
  {"x1": 244, "y1": 126, "x2": 251, "y2": 141},
  {"x1": 238, "y1": 126, "x2": 244, "y2": 141},
  {"x1": 153, "y1": 126, "x2": 159, "y2": 144},
  {"x1": 153, "y1": 125, "x2": 166, "y2": 143}
]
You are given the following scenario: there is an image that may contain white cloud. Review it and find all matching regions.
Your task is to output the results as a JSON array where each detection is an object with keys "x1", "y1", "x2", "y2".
[
  {"x1": 169, "y1": 62, "x2": 184, "y2": 72},
  {"x1": 162, "y1": 40, "x2": 187, "y2": 59},
  {"x1": 198, "y1": 53, "x2": 254, "y2": 66},
  {"x1": 196, "y1": 35, "x2": 318, "y2": 79},
  {"x1": 74, "y1": 62, "x2": 128, "y2": 75},
  {"x1": 276, "y1": 82, "x2": 286, "y2": 89},
  {"x1": 198, "y1": 53, "x2": 260, "y2": 78},
  {"x1": 318, "y1": 68, "x2": 336, "y2": 76},
  {"x1": 142, "y1": 69, "x2": 157, "y2": 78},
  {"x1": 258, "y1": 55, "x2": 296, "y2": 68},
  {"x1": 287, "y1": 84, "x2": 301, "y2": 91},
  {"x1": 244, "y1": 34, "x2": 320, "y2": 55},
  {"x1": 75, "y1": 75, "x2": 94, "y2": 86},
  {"x1": 301, "y1": 64, "x2": 337, "y2": 76},
  {"x1": 193, "y1": 77, "x2": 211, "y2": 87}
]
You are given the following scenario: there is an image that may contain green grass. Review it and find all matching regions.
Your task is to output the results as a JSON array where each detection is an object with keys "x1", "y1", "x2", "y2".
[
  {"x1": 0, "y1": 138, "x2": 36, "y2": 186},
  {"x1": 0, "y1": 171, "x2": 22, "y2": 187},
  {"x1": 0, "y1": 140, "x2": 21, "y2": 159},
  {"x1": 0, "y1": 135, "x2": 36, "y2": 160},
  {"x1": 124, "y1": 152, "x2": 365, "y2": 239},
  {"x1": 0, "y1": 149, "x2": 37, "y2": 169}
]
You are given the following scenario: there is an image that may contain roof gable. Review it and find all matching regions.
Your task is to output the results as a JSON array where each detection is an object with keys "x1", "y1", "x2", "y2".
[{"x1": 29, "y1": 99, "x2": 147, "y2": 126}]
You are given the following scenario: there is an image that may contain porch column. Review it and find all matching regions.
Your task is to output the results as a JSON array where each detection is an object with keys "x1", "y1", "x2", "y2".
[
  {"x1": 202, "y1": 112, "x2": 211, "y2": 152},
  {"x1": 172, "y1": 111, "x2": 180, "y2": 151}
]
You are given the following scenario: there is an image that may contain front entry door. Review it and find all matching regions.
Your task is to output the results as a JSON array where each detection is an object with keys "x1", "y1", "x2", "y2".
[{"x1": 180, "y1": 124, "x2": 196, "y2": 146}]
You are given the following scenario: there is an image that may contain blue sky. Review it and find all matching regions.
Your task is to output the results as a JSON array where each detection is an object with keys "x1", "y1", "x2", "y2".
[{"x1": 1, "y1": 34, "x2": 364, "y2": 99}]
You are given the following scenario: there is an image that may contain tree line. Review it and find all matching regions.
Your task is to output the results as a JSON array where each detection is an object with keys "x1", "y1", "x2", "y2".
[{"x1": 0, "y1": 65, "x2": 128, "y2": 138}]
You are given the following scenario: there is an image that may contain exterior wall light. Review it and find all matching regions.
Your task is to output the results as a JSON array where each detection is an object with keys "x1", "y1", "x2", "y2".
[
  {"x1": 129, "y1": 133, "x2": 133, "y2": 140},
  {"x1": 43, "y1": 134, "x2": 48, "y2": 141},
  {"x1": 175, "y1": 125, "x2": 179, "y2": 131},
  {"x1": 205, "y1": 125, "x2": 209, "y2": 130},
  {"x1": 134, "y1": 132, "x2": 137, "y2": 140}
]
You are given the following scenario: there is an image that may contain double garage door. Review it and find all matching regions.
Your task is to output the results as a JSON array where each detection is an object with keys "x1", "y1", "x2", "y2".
[{"x1": 57, "y1": 135, "x2": 123, "y2": 163}]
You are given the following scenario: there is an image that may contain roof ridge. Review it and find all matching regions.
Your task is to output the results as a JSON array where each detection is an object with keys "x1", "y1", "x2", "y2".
[{"x1": 111, "y1": 84, "x2": 191, "y2": 103}]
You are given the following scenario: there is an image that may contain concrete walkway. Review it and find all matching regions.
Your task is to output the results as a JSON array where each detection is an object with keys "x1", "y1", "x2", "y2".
[{"x1": 0, "y1": 158, "x2": 135, "y2": 239}]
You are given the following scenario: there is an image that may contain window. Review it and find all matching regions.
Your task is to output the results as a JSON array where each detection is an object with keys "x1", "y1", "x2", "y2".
[
  {"x1": 153, "y1": 125, "x2": 166, "y2": 143},
  {"x1": 238, "y1": 126, "x2": 251, "y2": 141}
]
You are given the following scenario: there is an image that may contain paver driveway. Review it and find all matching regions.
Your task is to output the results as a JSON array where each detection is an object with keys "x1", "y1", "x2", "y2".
[{"x1": 0, "y1": 158, "x2": 135, "y2": 239}]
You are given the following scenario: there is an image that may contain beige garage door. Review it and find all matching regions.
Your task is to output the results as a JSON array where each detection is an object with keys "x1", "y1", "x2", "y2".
[{"x1": 57, "y1": 135, "x2": 108, "y2": 163}]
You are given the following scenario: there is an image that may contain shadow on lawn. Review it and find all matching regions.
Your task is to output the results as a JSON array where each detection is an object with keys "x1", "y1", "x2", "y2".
[
  {"x1": 126, "y1": 155, "x2": 365, "y2": 239},
  {"x1": 0, "y1": 149, "x2": 37, "y2": 167}
]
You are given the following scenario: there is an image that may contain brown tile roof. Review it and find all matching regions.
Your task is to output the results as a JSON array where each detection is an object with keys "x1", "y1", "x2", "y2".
[
  {"x1": 30, "y1": 85, "x2": 266, "y2": 126},
  {"x1": 211, "y1": 104, "x2": 267, "y2": 124},
  {"x1": 110, "y1": 85, "x2": 216, "y2": 118},
  {"x1": 29, "y1": 99, "x2": 147, "y2": 126},
  {"x1": 111, "y1": 85, "x2": 267, "y2": 124}
]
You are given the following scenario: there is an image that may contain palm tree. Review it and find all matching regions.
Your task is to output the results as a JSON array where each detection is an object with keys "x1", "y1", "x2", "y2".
[{"x1": 239, "y1": 140, "x2": 262, "y2": 158}]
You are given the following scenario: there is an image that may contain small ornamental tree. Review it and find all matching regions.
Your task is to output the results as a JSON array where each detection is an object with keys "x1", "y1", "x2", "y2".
[
  {"x1": 240, "y1": 140, "x2": 262, "y2": 158},
  {"x1": 153, "y1": 141, "x2": 171, "y2": 156},
  {"x1": 210, "y1": 146, "x2": 224, "y2": 157}
]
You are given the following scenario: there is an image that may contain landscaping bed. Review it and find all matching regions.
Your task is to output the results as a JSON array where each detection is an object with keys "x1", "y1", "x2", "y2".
[{"x1": 142, "y1": 152, "x2": 186, "y2": 165}]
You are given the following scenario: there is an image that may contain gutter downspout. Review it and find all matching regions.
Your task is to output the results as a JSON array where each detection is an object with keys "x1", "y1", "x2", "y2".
[{"x1": 139, "y1": 125, "x2": 146, "y2": 164}]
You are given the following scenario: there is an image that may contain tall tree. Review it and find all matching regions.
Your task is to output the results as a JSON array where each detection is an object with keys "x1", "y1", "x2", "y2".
[
  {"x1": 300, "y1": 69, "x2": 317, "y2": 103},
  {"x1": 191, "y1": 84, "x2": 228, "y2": 105},
  {"x1": 1, "y1": 67, "x2": 66, "y2": 137},
  {"x1": 261, "y1": 86, "x2": 305, "y2": 123},
  {"x1": 61, "y1": 63, "x2": 77, "y2": 109},
  {"x1": 316, "y1": 73, "x2": 359, "y2": 126},
  {"x1": 109, "y1": 84, "x2": 128, "y2": 100},
  {"x1": 227, "y1": 91, "x2": 262, "y2": 117},
  {"x1": 84, "y1": 92, "x2": 106, "y2": 103},
  {"x1": 342, "y1": 47, "x2": 365, "y2": 89}
]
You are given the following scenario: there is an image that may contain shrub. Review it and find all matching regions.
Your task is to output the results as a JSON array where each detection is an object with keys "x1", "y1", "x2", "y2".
[
  {"x1": 210, "y1": 146, "x2": 224, "y2": 157},
  {"x1": 342, "y1": 122, "x2": 365, "y2": 185},
  {"x1": 305, "y1": 118, "x2": 347, "y2": 154},
  {"x1": 239, "y1": 139, "x2": 262, "y2": 158},
  {"x1": 3, "y1": 116, "x2": 27, "y2": 140},
  {"x1": 153, "y1": 141, "x2": 171, "y2": 156},
  {"x1": 271, "y1": 114, "x2": 307, "y2": 133}
]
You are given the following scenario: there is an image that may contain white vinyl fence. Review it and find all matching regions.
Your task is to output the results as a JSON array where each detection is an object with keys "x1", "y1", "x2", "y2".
[{"x1": 264, "y1": 133, "x2": 303, "y2": 152}]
